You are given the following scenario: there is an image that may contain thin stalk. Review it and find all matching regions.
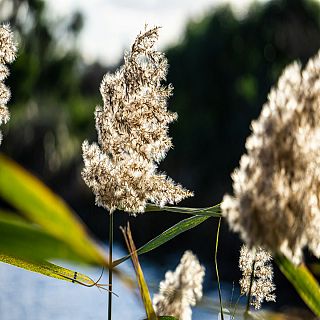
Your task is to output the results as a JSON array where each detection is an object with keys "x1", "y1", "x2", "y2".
[
  {"x1": 108, "y1": 212, "x2": 114, "y2": 320},
  {"x1": 245, "y1": 250, "x2": 256, "y2": 315},
  {"x1": 232, "y1": 295, "x2": 241, "y2": 320},
  {"x1": 215, "y1": 217, "x2": 224, "y2": 320}
]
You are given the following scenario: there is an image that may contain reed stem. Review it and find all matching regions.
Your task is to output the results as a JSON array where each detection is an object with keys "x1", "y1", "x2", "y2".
[
  {"x1": 108, "y1": 212, "x2": 114, "y2": 320},
  {"x1": 245, "y1": 250, "x2": 256, "y2": 315},
  {"x1": 215, "y1": 217, "x2": 224, "y2": 320}
]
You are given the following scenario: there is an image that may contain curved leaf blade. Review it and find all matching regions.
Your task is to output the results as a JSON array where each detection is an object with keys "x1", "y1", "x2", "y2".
[
  {"x1": 113, "y1": 215, "x2": 209, "y2": 267},
  {"x1": 0, "y1": 254, "x2": 96, "y2": 285},
  {"x1": 0, "y1": 211, "x2": 90, "y2": 262},
  {"x1": 0, "y1": 154, "x2": 109, "y2": 266},
  {"x1": 276, "y1": 255, "x2": 320, "y2": 316}
]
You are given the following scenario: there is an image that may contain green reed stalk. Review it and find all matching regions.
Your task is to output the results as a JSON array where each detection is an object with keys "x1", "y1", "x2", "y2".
[
  {"x1": 215, "y1": 217, "x2": 224, "y2": 320},
  {"x1": 108, "y1": 212, "x2": 114, "y2": 320}
]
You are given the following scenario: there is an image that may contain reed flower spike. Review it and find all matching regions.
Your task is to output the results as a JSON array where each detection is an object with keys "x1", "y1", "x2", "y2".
[
  {"x1": 82, "y1": 26, "x2": 193, "y2": 214},
  {"x1": 239, "y1": 245, "x2": 276, "y2": 310},
  {"x1": 222, "y1": 51, "x2": 320, "y2": 264},
  {"x1": 153, "y1": 250, "x2": 205, "y2": 320},
  {"x1": 0, "y1": 24, "x2": 17, "y2": 145}
]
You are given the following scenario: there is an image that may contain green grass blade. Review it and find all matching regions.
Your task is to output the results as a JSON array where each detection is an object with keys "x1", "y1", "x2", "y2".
[
  {"x1": 276, "y1": 254, "x2": 320, "y2": 316},
  {"x1": 113, "y1": 215, "x2": 209, "y2": 267},
  {"x1": 145, "y1": 203, "x2": 221, "y2": 217},
  {"x1": 0, "y1": 253, "x2": 96, "y2": 285},
  {"x1": 0, "y1": 154, "x2": 109, "y2": 267}
]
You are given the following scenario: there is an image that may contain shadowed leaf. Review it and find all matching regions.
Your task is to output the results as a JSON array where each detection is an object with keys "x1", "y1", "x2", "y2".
[
  {"x1": 0, "y1": 211, "x2": 90, "y2": 262},
  {"x1": 0, "y1": 154, "x2": 109, "y2": 267},
  {"x1": 276, "y1": 255, "x2": 320, "y2": 316}
]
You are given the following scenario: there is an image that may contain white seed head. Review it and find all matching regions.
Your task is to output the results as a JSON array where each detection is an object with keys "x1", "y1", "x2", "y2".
[
  {"x1": 0, "y1": 24, "x2": 17, "y2": 146},
  {"x1": 222, "y1": 51, "x2": 320, "y2": 264},
  {"x1": 0, "y1": 24, "x2": 17, "y2": 64},
  {"x1": 0, "y1": 63, "x2": 9, "y2": 81},
  {"x1": 239, "y1": 245, "x2": 276, "y2": 310},
  {"x1": 153, "y1": 250, "x2": 205, "y2": 320},
  {"x1": 82, "y1": 27, "x2": 193, "y2": 214}
]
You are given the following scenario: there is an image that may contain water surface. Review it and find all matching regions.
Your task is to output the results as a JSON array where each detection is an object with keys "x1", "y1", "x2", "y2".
[{"x1": 0, "y1": 245, "x2": 221, "y2": 319}]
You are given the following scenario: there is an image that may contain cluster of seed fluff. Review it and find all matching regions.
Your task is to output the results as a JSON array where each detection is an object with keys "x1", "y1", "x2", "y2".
[
  {"x1": 82, "y1": 27, "x2": 192, "y2": 214},
  {"x1": 222, "y1": 51, "x2": 320, "y2": 264},
  {"x1": 239, "y1": 245, "x2": 276, "y2": 310},
  {"x1": 0, "y1": 24, "x2": 17, "y2": 145},
  {"x1": 153, "y1": 251, "x2": 205, "y2": 320}
]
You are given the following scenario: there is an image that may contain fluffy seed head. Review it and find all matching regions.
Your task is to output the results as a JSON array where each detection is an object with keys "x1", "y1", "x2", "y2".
[
  {"x1": 222, "y1": 51, "x2": 320, "y2": 264},
  {"x1": 82, "y1": 26, "x2": 193, "y2": 214},
  {"x1": 0, "y1": 24, "x2": 17, "y2": 146},
  {"x1": 239, "y1": 245, "x2": 276, "y2": 310},
  {"x1": 0, "y1": 64, "x2": 9, "y2": 81},
  {"x1": 0, "y1": 24, "x2": 17, "y2": 64},
  {"x1": 153, "y1": 250, "x2": 205, "y2": 320}
]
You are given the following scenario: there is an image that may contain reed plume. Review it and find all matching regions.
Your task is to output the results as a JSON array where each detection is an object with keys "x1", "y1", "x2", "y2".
[
  {"x1": 222, "y1": 51, "x2": 320, "y2": 264},
  {"x1": 239, "y1": 245, "x2": 276, "y2": 310},
  {"x1": 82, "y1": 26, "x2": 192, "y2": 214},
  {"x1": 153, "y1": 250, "x2": 205, "y2": 320},
  {"x1": 0, "y1": 24, "x2": 17, "y2": 145}
]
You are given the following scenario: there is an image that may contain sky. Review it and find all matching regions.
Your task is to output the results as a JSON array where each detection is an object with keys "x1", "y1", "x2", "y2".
[{"x1": 46, "y1": 0, "x2": 269, "y2": 65}]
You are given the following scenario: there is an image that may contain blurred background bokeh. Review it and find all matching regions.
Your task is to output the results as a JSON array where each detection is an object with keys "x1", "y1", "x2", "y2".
[{"x1": 1, "y1": 0, "x2": 320, "y2": 317}]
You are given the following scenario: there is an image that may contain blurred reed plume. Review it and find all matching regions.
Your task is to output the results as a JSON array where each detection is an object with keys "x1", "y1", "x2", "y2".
[
  {"x1": 0, "y1": 24, "x2": 17, "y2": 145},
  {"x1": 239, "y1": 245, "x2": 276, "y2": 310},
  {"x1": 81, "y1": 26, "x2": 192, "y2": 214},
  {"x1": 222, "y1": 51, "x2": 320, "y2": 264},
  {"x1": 153, "y1": 250, "x2": 205, "y2": 320}
]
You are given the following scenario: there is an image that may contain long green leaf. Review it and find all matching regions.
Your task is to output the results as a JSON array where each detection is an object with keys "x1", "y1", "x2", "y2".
[
  {"x1": 276, "y1": 255, "x2": 320, "y2": 316},
  {"x1": 113, "y1": 215, "x2": 209, "y2": 267},
  {"x1": 0, "y1": 211, "x2": 91, "y2": 262},
  {"x1": 145, "y1": 203, "x2": 221, "y2": 217},
  {"x1": 0, "y1": 254, "x2": 96, "y2": 286},
  {"x1": 0, "y1": 154, "x2": 108, "y2": 266}
]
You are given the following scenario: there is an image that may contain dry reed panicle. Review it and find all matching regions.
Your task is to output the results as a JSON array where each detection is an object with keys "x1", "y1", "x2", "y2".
[
  {"x1": 0, "y1": 24, "x2": 17, "y2": 145},
  {"x1": 239, "y1": 245, "x2": 276, "y2": 310},
  {"x1": 153, "y1": 250, "x2": 205, "y2": 320},
  {"x1": 221, "y1": 51, "x2": 320, "y2": 264},
  {"x1": 82, "y1": 26, "x2": 193, "y2": 214}
]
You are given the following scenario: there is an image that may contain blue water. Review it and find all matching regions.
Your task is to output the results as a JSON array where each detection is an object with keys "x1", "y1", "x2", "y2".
[{"x1": 0, "y1": 245, "x2": 226, "y2": 320}]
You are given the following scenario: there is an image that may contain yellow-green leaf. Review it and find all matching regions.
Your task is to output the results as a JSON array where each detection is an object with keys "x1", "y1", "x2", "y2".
[
  {"x1": 0, "y1": 253, "x2": 97, "y2": 286},
  {"x1": 276, "y1": 254, "x2": 320, "y2": 316},
  {"x1": 0, "y1": 154, "x2": 109, "y2": 267},
  {"x1": 122, "y1": 224, "x2": 157, "y2": 320},
  {"x1": 0, "y1": 211, "x2": 91, "y2": 262}
]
